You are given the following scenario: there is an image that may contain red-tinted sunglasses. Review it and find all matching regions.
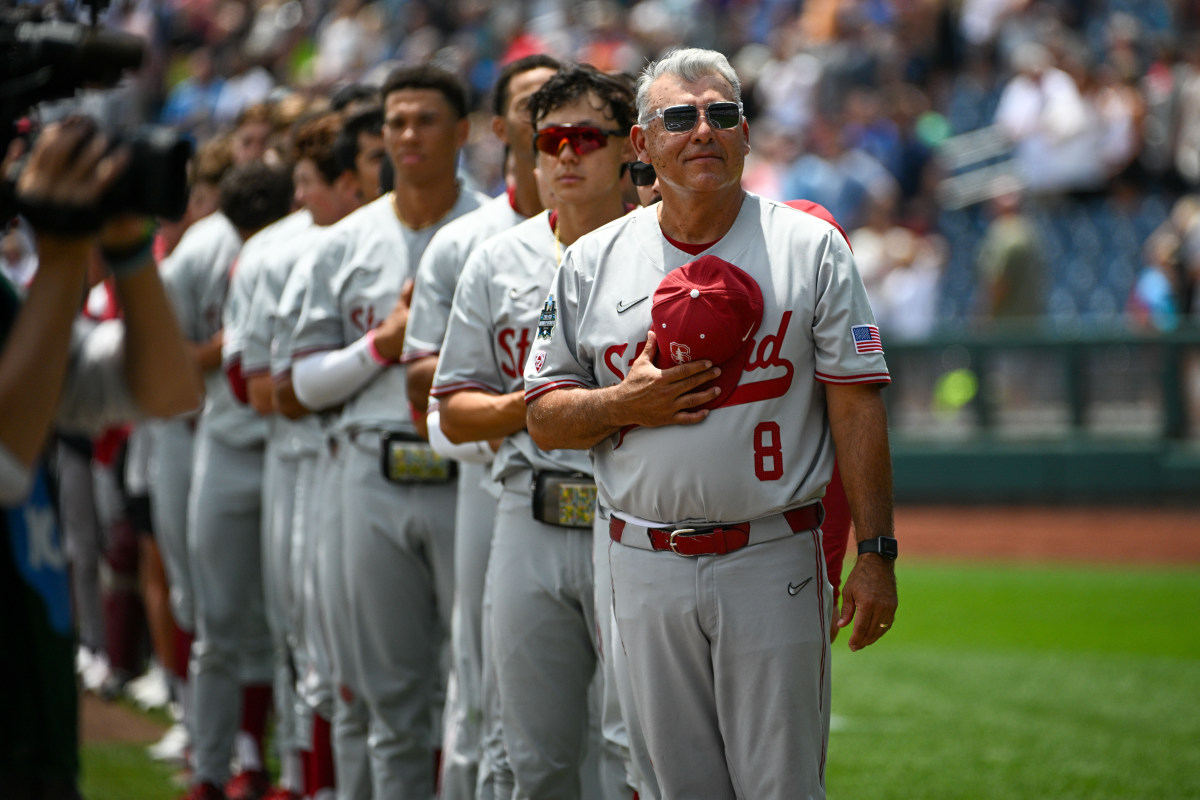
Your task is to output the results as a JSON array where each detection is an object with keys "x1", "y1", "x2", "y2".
[{"x1": 533, "y1": 124, "x2": 626, "y2": 157}]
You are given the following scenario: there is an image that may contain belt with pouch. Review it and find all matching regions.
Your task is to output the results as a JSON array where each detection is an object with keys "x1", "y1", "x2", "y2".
[
  {"x1": 530, "y1": 471, "x2": 597, "y2": 529},
  {"x1": 365, "y1": 429, "x2": 457, "y2": 485},
  {"x1": 609, "y1": 502, "x2": 823, "y2": 557}
]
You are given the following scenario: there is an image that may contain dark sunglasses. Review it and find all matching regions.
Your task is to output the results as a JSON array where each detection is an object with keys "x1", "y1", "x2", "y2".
[
  {"x1": 642, "y1": 101, "x2": 743, "y2": 134},
  {"x1": 628, "y1": 161, "x2": 656, "y2": 187},
  {"x1": 533, "y1": 125, "x2": 625, "y2": 157}
]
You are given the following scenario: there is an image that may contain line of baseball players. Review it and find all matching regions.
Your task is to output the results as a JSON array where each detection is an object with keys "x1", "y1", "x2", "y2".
[{"x1": 135, "y1": 47, "x2": 887, "y2": 800}]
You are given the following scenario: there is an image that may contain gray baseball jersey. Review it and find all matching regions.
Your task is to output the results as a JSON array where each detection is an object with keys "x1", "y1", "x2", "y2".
[
  {"x1": 225, "y1": 209, "x2": 313, "y2": 382},
  {"x1": 222, "y1": 208, "x2": 319, "y2": 774},
  {"x1": 401, "y1": 193, "x2": 524, "y2": 363},
  {"x1": 524, "y1": 194, "x2": 890, "y2": 525},
  {"x1": 402, "y1": 192, "x2": 528, "y2": 800},
  {"x1": 172, "y1": 210, "x2": 274, "y2": 788},
  {"x1": 286, "y1": 187, "x2": 486, "y2": 799},
  {"x1": 270, "y1": 221, "x2": 370, "y2": 795},
  {"x1": 433, "y1": 212, "x2": 591, "y2": 483},
  {"x1": 435, "y1": 210, "x2": 634, "y2": 799},
  {"x1": 160, "y1": 212, "x2": 260, "y2": 448},
  {"x1": 290, "y1": 189, "x2": 486, "y2": 435}
]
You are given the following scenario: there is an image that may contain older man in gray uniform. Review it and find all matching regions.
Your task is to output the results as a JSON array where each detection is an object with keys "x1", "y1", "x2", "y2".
[{"x1": 525, "y1": 48, "x2": 899, "y2": 800}]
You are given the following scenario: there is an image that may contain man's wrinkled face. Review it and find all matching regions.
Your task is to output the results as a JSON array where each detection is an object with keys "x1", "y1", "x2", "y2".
[{"x1": 632, "y1": 73, "x2": 749, "y2": 196}]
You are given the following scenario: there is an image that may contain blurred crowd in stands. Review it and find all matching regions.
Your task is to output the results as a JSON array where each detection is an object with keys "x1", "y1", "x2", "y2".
[{"x1": 6, "y1": 0, "x2": 1200, "y2": 336}]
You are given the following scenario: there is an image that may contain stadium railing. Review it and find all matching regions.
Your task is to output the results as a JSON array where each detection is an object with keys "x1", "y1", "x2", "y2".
[{"x1": 883, "y1": 323, "x2": 1200, "y2": 503}]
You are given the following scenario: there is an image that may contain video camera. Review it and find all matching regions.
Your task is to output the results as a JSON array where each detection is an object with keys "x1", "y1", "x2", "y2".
[{"x1": 1, "y1": 1, "x2": 192, "y2": 222}]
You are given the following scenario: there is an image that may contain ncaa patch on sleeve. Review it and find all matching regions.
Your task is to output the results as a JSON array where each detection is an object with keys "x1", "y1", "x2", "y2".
[
  {"x1": 536, "y1": 294, "x2": 557, "y2": 341},
  {"x1": 851, "y1": 324, "x2": 883, "y2": 354}
]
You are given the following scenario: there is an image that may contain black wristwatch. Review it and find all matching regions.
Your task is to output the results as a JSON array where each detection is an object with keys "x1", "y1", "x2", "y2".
[{"x1": 857, "y1": 536, "x2": 899, "y2": 560}]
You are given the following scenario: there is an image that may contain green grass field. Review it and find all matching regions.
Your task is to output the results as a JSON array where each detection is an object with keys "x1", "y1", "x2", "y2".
[{"x1": 81, "y1": 560, "x2": 1200, "y2": 799}]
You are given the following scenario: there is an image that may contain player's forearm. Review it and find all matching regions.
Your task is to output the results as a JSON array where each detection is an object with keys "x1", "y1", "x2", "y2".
[
  {"x1": 116, "y1": 265, "x2": 204, "y2": 418},
  {"x1": 246, "y1": 373, "x2": 275, "y2": 415},
  {"x1": 427, "y1": 409, "x2": 495, "y2": 463},
  {"x1": 405, "y1": 355, "x2": 438, "y2": 416},
  {"x1": 526, "y1": 386, "x2": 624, "y2": 451},
  {"x1": 292, "y1": 333, "x2": 386, "y2": 411},
  {"x1": 0, "y1": 241, "x2": 90, "y2": 466},
  {"x1": 272, "y1": 374, "x2": 310, "y2": 420},
  {"x1": 825, "y1": 382, "x2": 895, "y2": 544},
  {"x1": 441, "y1": 389, "x2": 527, "y2": 444},
  {"x1": 191, "y1": 333, "x2": 224, "y2": 371}
]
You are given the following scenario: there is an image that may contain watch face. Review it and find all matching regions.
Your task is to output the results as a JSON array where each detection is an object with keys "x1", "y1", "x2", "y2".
[{"x1": 860, "y1": 536, "x2": 899, "y2": 559}]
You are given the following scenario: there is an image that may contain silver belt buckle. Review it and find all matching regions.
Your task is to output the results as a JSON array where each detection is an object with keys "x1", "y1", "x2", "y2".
[{"x1": 667, "y1": 528, "x2": 697, "y2": 556}]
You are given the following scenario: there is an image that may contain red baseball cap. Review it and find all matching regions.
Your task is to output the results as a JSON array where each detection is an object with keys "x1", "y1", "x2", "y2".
[{"x1": 650, "y1": 255, "x2": 764, "y2": 411}]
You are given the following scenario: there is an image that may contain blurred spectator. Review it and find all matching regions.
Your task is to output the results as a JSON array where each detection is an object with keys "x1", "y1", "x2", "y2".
[
  {"x1": 214, "y1": 51, "x2": 277, "y2": 126},
  {"x1": 782, "y1": 114, "x2": 897, "y2": 231},
  {"x1": 1127, "y1": 231, "x2": 1182, "y2": 331},
  {"x1": 874, "y1": 225, "x2": 947, "y2": 340},
  {"x1": 1174, "y1": 42, "x2": 1200, "y2": 187},
  {"x1": 849, "y1": 192, "x2": 903, "y2": 307},
  {"x1": 312, "y1": 0, "x2": 386, "y2": 87},
  {"x1": 741, "y1": 121, "x2": 799, "y2": 201},
  {"x1": 160, "y1": 47, "x2": 225, "y2": 139},
  {"x1": 975, "y1": 181, "x2": 1046, "y2": 321},
  {"x1": 993, "y1": 41, "x2": 1106, "y2": 195},
  {"x1": 754, "y1": 30, "x2": 821, "y2": 136}
]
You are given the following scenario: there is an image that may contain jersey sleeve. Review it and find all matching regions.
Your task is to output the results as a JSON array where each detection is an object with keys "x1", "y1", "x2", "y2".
[
  {"x1": 402, "y1": 228, "x2": 460, "y2": 363},
  {"x1": 242, "y1": 259, "x2": 283, "y2": 376},
  {"x1": 221, "y1": 245, "x2": 258, "y2": 368},
  {"x1": 811, "y1": 229, "x2": 891, "y2": 385},
  {"x1": 56, "y1": 319, "x2": 140, "y2": 435},
  {"x1": 523, "y1": 248, "x2": 596, "y2": 403},
  {"x1": 289, "y1": 232, "x2": 350, "y2": 360},
  {"x1": 430, "y1": 248, "x2": 503, "y2": 397},
  {"x1": 158, "y1": 248, "x2": 200, "y2": 343},
  {"x1": 271, "y1": 259, "x2": 310, "y2": 378}
]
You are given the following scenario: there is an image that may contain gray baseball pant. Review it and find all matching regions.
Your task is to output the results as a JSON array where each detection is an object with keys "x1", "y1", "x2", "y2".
[
  {"x1": 339, "y1": 432, "x2": 456, "y2": 799},
  {"x1": 315, "y1": 438, "x2": 372, "y2": 800},
  {"x1": 187, "y1": 428, "x2": 271, "y2": 787},
  {"x1": 440, "y1": 460, "x2": 498, "y2": 800},
  {"x1": 147, "y1": 419, "x2": 195, "y2": 631},
  {"x1": 262, "y1": 441, "x2": 301, "y2": 756},
  {"x1": 609, "y1": 524, "x2": 832, "y2": 800},
  {"x1": 489, "y1": 482, "x2": 599, "y2": 800}
]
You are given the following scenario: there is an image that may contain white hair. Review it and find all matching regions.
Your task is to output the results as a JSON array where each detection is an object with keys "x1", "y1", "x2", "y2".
[{"x1": 636, "y1": 48, "x2": 742, "y2": 125}]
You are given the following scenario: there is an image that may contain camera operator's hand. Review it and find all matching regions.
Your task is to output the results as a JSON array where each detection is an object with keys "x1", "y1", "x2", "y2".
[{"x1": 15, "y1": 117, "x2": 129, "y2": 243}]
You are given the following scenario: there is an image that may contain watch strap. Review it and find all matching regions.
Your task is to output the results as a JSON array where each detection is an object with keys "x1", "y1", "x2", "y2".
[{"x1": 857, "y1": 535, "x2": 898, "y2": 559}]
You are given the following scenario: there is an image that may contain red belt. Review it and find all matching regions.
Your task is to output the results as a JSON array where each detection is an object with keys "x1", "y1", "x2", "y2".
[{"x1": 609, "y1": 503, "x2": 823, "y2": 557}]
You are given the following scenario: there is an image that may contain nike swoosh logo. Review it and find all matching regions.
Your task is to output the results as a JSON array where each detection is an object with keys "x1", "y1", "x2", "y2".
[
  {"x1": 787, "y1": 577, "x2": 813, "y2": 596},
  {"x1": 616, "y1": 296, "x2": 648, "y2": 313}
]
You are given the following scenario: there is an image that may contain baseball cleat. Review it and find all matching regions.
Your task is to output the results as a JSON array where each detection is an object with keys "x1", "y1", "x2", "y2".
[
  {"x1": 148, "y1": 722, "x2": 191, "y2": 765},
  {"x1": 179, "y1": 782, "x2": 226, "y2": 800},
  {"x1": 224, "y1": 769, "x2": 271, "y2": 800}
]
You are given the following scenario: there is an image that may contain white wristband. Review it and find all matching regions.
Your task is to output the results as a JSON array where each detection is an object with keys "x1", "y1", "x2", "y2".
[
  {"x1": 427, "y1": 409, "x2": 493, "y2": 464},
  {"x1": 292, "y1": 333, "x2": 385, "y2": 411}
]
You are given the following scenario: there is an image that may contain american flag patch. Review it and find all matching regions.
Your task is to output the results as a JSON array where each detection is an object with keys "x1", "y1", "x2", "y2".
[{"x1": 851, "y1": 324, "x2": 883, "y2": 354}]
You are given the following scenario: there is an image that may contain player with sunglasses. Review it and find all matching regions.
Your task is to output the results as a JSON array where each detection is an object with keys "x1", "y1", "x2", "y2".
[
  {"x1": 431, "y1": 63, "x2": 641, "y2": 800},
  {"x1": 525, "y1": 48, "x2": 898, "y2": 800}
]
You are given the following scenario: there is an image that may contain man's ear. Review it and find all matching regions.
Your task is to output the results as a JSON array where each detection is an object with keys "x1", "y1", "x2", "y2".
[
  {"x1": 335, "y1": 170, "x2": 361, "y2": 202},
  {"x1": 455, "y1": 116, "x2": 471, "y2": 148},
  {"x1": 742, "y1": 118, "x2": 751, "y2": 156},
  {"x1": 631, "y1": 125, "x2": 651, "y2": 164},
  {"x1": 491, "y1": 114, "x2": 508, "y2": 146}
]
